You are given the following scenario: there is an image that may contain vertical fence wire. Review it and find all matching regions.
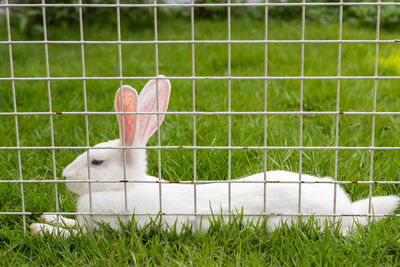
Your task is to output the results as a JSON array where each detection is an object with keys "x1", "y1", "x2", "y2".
[
  {"x1": 41, "y1": 0, "x2": 60, "y2": 231},
  {"x1": 5, "y1": 0, "x2": 26, "y2": 233},
  {"x1": 333, "y1": 0, "x2": 344, "y2": 220},
  {"x1": 78, "y1": 0, "x2": 93, "y2": 227},
  {"x1": 227, "y1": 0, "x2": 232, "y2": 214},
  {"x1": 115, "y1": 0, "x2": 129, "y2": 214},
  {"x1": 263, "y1": 0, "x2": 268, "y2": 213},
  {"x1": 191, "y1": 0, "x2": 197, "y2": 216},
  {"x1": 368, "y1": 0, "x2": 381, "y2": 215},
  {"x1": 153, "y1": 0, "x2": 163, "y2": 213},
  {"x1": 297, "y1": 0, "x2": 306, "y2": 215}
]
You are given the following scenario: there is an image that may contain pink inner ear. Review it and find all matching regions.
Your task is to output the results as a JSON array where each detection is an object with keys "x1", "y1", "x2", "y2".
[
  {"x1": 137, "y1": 79, "x2": 171, "y2": 144},
  {"x1": 115, "y1": 87, "x2": 138, "y2": 146}
]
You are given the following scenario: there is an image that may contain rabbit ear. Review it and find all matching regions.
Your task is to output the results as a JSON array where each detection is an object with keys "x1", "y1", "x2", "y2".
[
  {"x1": 114, "y1": 85, "x2": 138, "y2": 146},
  {"x1": 136, "y1": 76, "x2": 171, "y2": 145}
]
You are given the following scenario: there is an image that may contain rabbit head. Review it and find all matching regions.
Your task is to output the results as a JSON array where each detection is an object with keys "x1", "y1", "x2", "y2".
[{"x1": 63, "y1": 77, "x2": 171, "y2": 196}]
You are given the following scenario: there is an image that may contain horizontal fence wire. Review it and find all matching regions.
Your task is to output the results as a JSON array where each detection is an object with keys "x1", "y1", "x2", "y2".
[
  {"x1": 5, "y1": 212, "x2": 400, "y2": 218},
  {"x1": 1, "y1": 180, "x2": 400, "y2": 185},
  {"x1": 1, "y1": 0, "x2": 399, "y2": 229},
  {"x1": 1, "y1": 40, "x2": 400, "y2": 44},
  {"x1": 1, "y1": 146, "x2": 400, "y2": 150},
  {"x1": 1, "y1": 111, "x2": 400, "y2": 116},
  {"x1": 1, "y1": 76, "x2": 400, "y2": 81},
  {"x1": 2, "y1": 2, "x2": 400, "y2": 7}
]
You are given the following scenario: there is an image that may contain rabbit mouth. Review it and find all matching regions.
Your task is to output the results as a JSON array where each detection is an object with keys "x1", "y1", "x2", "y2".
[{"x1": 64, "y1": 173, "x2": 90, "y2": 195}]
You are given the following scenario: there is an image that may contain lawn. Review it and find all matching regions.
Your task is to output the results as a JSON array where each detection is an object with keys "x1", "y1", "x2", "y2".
[{"x1": 0, "y1": 13, "x2": 400, "y2": 265}]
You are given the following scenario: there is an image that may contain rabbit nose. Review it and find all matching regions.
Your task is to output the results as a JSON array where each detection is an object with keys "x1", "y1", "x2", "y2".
[{"x1": 62, "y1": 170, "x2": 70, "y2": 180}]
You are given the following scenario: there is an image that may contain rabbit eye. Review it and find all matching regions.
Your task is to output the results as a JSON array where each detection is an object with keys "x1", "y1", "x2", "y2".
[{"x1": 91, "y1": 160, "x2": 104, "y2": 166}]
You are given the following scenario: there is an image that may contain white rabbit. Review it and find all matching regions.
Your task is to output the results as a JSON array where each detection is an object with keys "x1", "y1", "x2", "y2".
[{"x1": 30, "y1": 76, "x2": 399, "y2": 237}]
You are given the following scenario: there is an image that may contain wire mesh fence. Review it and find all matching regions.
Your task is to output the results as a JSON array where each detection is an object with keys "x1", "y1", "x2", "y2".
[{"x1": 1, "y1": 0, "x2": 399, "y2": 234}]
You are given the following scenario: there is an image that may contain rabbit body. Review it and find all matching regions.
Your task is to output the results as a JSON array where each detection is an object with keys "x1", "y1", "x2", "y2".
[
  {"x1": 29, "y1": 77, "x2": 399, "y2": 237},
  {"x1": 75, "y1": 167, "x2": 399, "y2": 233}
]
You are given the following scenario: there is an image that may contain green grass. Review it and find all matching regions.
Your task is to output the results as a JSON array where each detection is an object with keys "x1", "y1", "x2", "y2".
[{"x1": 0, "y1": 15, "x2": 400, "y2": 265}]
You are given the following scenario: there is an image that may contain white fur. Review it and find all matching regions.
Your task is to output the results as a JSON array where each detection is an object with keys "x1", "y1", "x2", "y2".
[{"x1": 30, "y1": 77, "x2": 399, "y2": 236}]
